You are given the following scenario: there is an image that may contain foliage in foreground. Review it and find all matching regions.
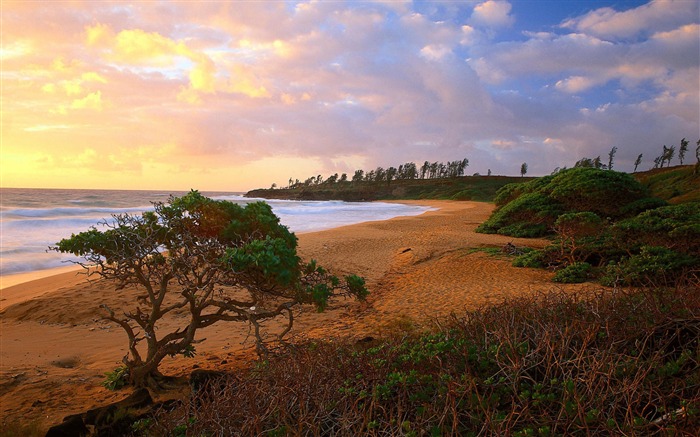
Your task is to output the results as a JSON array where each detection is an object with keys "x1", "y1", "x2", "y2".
[
  {"x1": 141, "y1": 286, "x2": 700, "y2": 436},
  {"x1": 52, "y1": 191, "x2": 367, "y2": 389}
]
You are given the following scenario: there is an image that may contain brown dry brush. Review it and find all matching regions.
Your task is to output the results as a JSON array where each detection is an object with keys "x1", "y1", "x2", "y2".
[{"x1": 142, "y1": 285, "x2": 700, "y2": 436}]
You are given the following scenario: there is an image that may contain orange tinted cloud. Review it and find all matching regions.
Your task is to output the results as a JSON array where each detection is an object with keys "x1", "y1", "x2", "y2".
[{"x1": 1, "y1": 1, "x2": 697, "y2": 191}]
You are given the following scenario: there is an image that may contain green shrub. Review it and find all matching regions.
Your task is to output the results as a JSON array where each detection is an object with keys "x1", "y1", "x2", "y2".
[
  {"x1": 478, "y1": 168, "x2": 658, "y2": 238},
  {"x1": 513, "y1": 250, "x2": 546, "y2": 268},
  {"x1": 620, "y1": 197, "x2": 668, "y2": 216},
  {"x1": 477, "y1": 192, "x2": 564, "y2": 237},
  {"x1": 553, "y1": 262, "x2": 591, "y2": 283},
  {"x1": 103, "y1": 365, "x2": 130, "y2": 390},
  {"x1": 613, "y1": 203, "x2": 700, "y2": 255},
  {"x1": 602, "y1": 246, "x2": 698, "y2": 286},
  {"x1": 547, "y1": 168, "x2": 651, "y2": 218},
  {"x1": 493, "y1": 182, "x2": 526, "y2": 206}
]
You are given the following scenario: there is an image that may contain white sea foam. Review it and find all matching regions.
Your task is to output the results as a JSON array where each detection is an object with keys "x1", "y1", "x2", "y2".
[{"x1": 1, "y1": 189, "x2": 432, "y2": 276}]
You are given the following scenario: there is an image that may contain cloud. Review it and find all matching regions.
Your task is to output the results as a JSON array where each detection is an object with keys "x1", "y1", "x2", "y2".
[
  {"x1": 86, "y1": 24, "x2": 218, "y2": 98},
  {"x1": 1, "y1": 1, "x2": 697, "y2": 190},
  {"x1": 70, "y1": 91, "x2": 103, "y2": 110},
  {"x1": 561, "y1": 0, "x2": 698, "y2": 40},
  {"x1": 420, "y1": 44, "x2": 452, "y2": 61},
  {"x1": 555, "y1": 76, "x2": 602, "y2": 93},
  {"x1": 0, "y1": 40, "x2": 33, "y2": 59},
  {"x1": 471, "y1": 1, "x2": 514, "y2": 28}
]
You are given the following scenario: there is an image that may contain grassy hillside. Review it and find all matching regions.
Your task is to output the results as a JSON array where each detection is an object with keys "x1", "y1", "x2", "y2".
[
  {"x1": 633, "y1": 165, "x2": 700, "y2": 204},
  {"x1": 247, "y1": 165, "x2": 699, "y2": 203},
  {"x1": 246, "y1": 175, "x2": 533, "y2": 202}
]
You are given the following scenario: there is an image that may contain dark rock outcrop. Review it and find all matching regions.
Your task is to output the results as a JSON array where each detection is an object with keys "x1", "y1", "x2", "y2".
[{"x1": 45, "y1": 414, "x2": 89, "y2": 437}]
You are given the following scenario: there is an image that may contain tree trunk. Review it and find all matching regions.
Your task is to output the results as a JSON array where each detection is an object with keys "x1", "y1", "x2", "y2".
[{"x1": 128, "y1": 361, "x2": 168, "y2": 390}]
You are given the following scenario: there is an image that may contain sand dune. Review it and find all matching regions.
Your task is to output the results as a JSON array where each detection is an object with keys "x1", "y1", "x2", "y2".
[{"x1": 0, "y1": 200, "x2": 592, "y2": 429}]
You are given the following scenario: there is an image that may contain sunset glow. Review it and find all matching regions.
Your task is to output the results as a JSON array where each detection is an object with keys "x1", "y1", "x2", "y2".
[{"x1": 1, "y1": 1, "x2": 698, "y2": 191}]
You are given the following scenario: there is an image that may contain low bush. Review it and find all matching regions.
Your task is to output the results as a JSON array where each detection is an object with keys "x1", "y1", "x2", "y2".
[
  {"x1": 602, "y1": 246, "x2": 699, "y2": 287},
  {"x1": 512, "y1": 250, "x2": 546, "y2": 268},
  {"x1": 103, "y1": 365, "x2": 130, "y2": 391},
  {"x1": 553, "y1": 262, "x2": 592, "y2": 283},
  {"x1": 478, "y1": 168, "x2": 660, "y2": 238}
]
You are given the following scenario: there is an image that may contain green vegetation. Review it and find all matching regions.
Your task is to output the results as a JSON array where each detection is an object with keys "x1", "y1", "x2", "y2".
[
  {"x1": 142, "y1": 286, "x2": 700, "y2": 436},
  {"x1": 477, "y1": 167, "x2": 657, "y2": 238},
  {"x1": 477, "y1": 166, "x2": 699, "y2": 285},
  {"x1": 52, "y1": 191, "x2": 366, "y2": 388},
  {"x1": 634, "y1": 165, "x2": 700, "y2": 204},
  {"x1": 103, "y1": 365, "x2": 130, "y2": 391},
  {"x1": 246, "y1": 156, "x2": 543, "y2": 202},
  {"x1": 552, "y1": 262, "x2": 591, "y2": 283},
  {"x1": 248, "y1": 175, "x2": 532, "y2": 202}
]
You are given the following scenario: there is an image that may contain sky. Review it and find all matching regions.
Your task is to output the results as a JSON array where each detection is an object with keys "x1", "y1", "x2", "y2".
[{"x1": 1, "y1": 0, "x2": 698, "y2": 191}]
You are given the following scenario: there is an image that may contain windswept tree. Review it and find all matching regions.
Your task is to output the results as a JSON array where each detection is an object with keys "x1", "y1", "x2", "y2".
[
  {"x1": 420, "y1": 161, "x2": 430, "y2": 179},
  {"x1": 607, "y1": 146, "x2": 617, "y2": 170},
  {"x1": 633, "y1": 154, "x2": 643, "y2": 172},
  {"x1": 52, "y1": 191, "x2": 367, "y2": 389},
  {"x1": 678, "y1": 138, "x2": 689, "y2": 165},
  {"x1": 659, "y1": 145, "x2": 675, "y2": 168},
  {"x1": 553, "y1": 212, "x2": 605, "y2": 265},
  {"x1": 575, "y1": 156, "x2": 606, "y2": 169},
  {"x1": 374, "y1": 167, "x2": 386, "y2": 182},
  {"x1": 592, "y1": 156, "x2": 604, "y2": 169},
  {"x1": 386, "y1": 166, "x2": 397, "y2": 186},
  {"x1": 457, "y1": 158, "x2": 469, "y2": 176},
  {"x1": 398, "y1": 162, "x2": 418, "y2": 180},
  {"x1": 352, "y1": 169, "x2": 364, "y2": 182},
  {"x1": 520, "y1": 162, "x2": 528, "y2": 177}
]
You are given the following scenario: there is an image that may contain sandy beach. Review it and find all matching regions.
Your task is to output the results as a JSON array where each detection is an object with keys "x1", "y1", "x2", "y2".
[{"x1": 0, "y1": 200, "x2": 592, "y2": 430}]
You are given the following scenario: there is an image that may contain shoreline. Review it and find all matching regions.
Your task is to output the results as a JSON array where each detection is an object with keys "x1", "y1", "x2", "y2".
[
  {"x1": 0, "y1": 267, "x2": 86, "y2": 312},
  {"x1": 0, "y1": 199, "x2": 433, "y2": 293},
  {"x1": 0, "y1": 199, "x2": 436, "y2": 293},
  {"x1": 0, "y1": 265, "x2": 83, "y2": 291}
]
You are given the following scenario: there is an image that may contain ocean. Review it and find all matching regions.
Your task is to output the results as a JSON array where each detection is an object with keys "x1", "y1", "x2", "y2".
[{"x1": 0, "y1": 188, "x2": 432, "y2": 278}]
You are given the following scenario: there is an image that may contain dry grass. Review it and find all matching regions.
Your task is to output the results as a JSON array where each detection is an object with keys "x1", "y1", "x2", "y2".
[{"x1": 140, "y1": 284, "x2": 700, "y2": 436}]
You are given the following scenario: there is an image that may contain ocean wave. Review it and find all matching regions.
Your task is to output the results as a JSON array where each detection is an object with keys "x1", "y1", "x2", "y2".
[
  {"x1": 1, "y1": 205, "x2": 151, "y2": 220},
  {"x1": 0, "y1": 251, "x2": 74, "y2": 275},
  {"x1": 1, "y1": 190, "x2": 432, "y2": 278}
]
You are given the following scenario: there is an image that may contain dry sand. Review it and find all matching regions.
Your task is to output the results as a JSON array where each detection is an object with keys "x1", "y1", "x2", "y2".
[{"x1": 0, "y1": 200, "x2": 592, "y2": 430}]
